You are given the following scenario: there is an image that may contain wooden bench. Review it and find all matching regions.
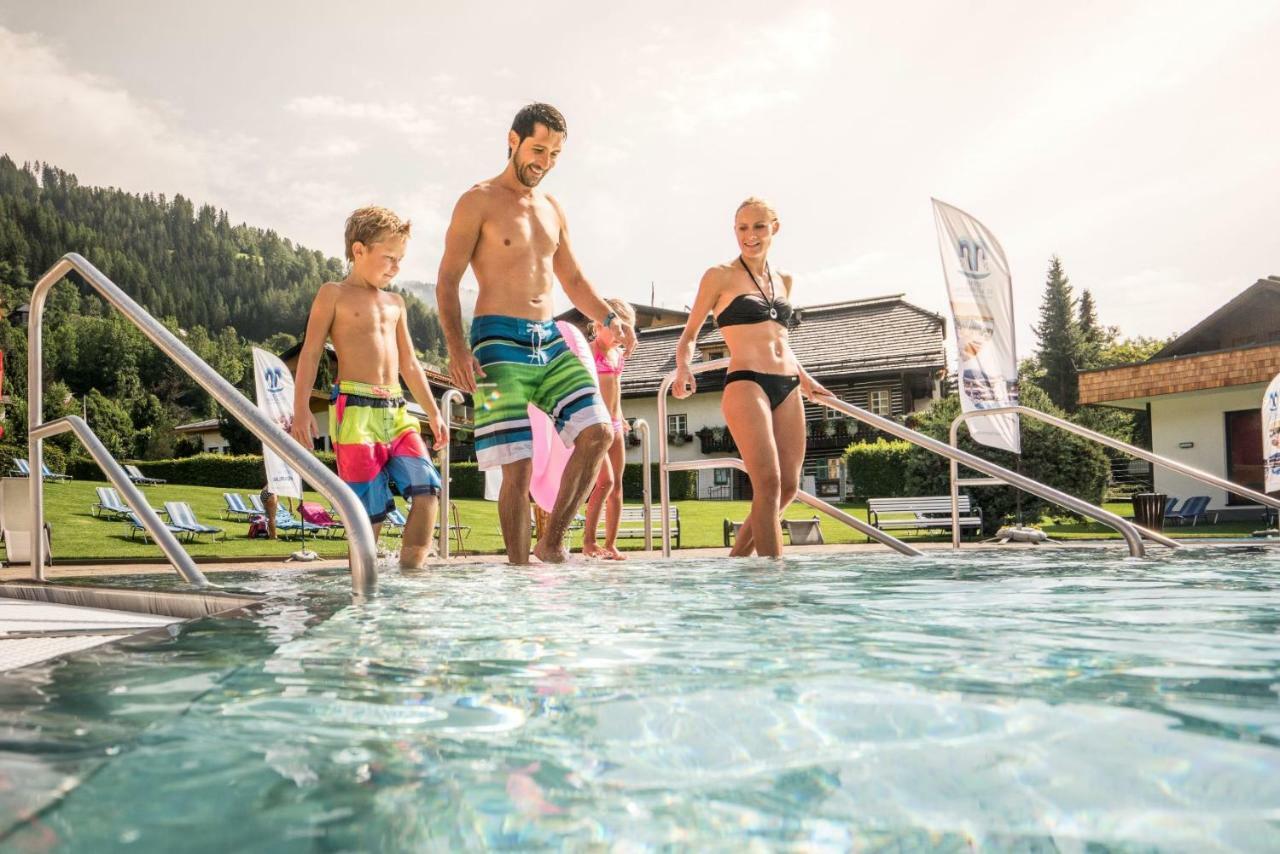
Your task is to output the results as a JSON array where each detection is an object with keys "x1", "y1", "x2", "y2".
[
  {"x1": 615, "y1": 506, "x2": 678, "y2": 548},
  {"x1": 867, "y1": 496, "x2": 983, "y2": 536},
  {"x1": 723, "y1": 516, "x2": 825, "y2": 547}
]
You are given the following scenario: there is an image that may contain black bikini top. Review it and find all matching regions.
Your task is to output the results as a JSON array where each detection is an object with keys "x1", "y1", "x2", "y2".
[{"x1": 715, "y1": 257, "x2": 793, "y2": 328}]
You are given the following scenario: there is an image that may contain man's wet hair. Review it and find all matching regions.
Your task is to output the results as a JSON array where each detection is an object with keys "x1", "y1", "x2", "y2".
[{"x1": 508, "y1": 102, "x2": 568, "y2": 158}]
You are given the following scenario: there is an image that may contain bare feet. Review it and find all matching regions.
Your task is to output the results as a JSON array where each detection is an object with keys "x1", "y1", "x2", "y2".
[
  {"x1": 532, "y1": 538, "x2": 570, "y2": 564},
  {"x1": 581, "y1": 542, "x2": 605, "y2": 560},
  {"x1": 399, "y1": 544, "x2": 430, "y2": 570},
  {"x1": 603, "y1": 545, "x2": 626, "y2": 561}
]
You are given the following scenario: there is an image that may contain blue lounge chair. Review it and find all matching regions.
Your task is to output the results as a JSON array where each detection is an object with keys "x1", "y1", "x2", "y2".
[
  {"x1": 94, "y1": 486, "x2": 131, "y2": 519},
  {"x1": 124, "y1": 510, "x2": 191, "y2": 542},
  {"x1": 274, "y1": 507, "x2": 324, "y2": 540},
  {"x1": 1165, "y1": 495, "x2": 1213, "y2": 526},
  {"x1": 383, "y1": 507, "x2": 407, "y2": 536},
  {"x1": 223, "y1": 493, "x2": 257, "y2": 521},
  {"x1": 164, "y1": 502, "x2": 225, "y2": 541},
  {"x1": 250, "y1": 494, "x2": 266, "y2": 514},
  {"x1": 41, "y1": 463, "x2": 71, "y2": 482},
  {"x1": 9, "y1": 458, "x2": 29, "y2": 477},
  {"x1": 125, "y1": 464, "x2": 165, "y2": 485}
]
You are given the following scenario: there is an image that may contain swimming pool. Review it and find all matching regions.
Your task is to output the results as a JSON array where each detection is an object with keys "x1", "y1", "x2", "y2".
[{"x1": 2, "y1": 546, "x2": 1277, "y2": 850}]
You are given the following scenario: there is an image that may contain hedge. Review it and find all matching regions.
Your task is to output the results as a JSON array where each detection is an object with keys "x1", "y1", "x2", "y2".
[
  {"x1": 844, "y1": 439, "x2": 914, "y2": 499},
  {"x1": 60, "y1": 453, "x2": 698, "y2": 502}
]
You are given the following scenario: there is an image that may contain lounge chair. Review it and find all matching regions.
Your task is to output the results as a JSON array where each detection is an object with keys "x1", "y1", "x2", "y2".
[
  {"x1": 274, "y1": 507, "x2": 325, "y2": 539},
  {"x1": 9, "y1": 458, "x2": 29, "y2": 477},
  {"x1": 223, "y1": 493, "x2": 257, "y2": 521},
  {"x1": 1165, "y1": 495, "x2": 1213, "y2": 526},
  {"x1": 125, "y1": 464, "x2": 165, "y2": 485},
  {"x1": 93, "y1": 486, "x2": 135, "y2": 519},
  {"x1": 299, "y1": 501, "x2": 344, "y2": 538},
  {"x1": 249, "y1": 494, "x2": 266, "y2": 514},
  {"x1": 40, "y1": 463, "x2": 72, "y2": 482},
  {"x1": 383, "y1": 507, "x2": 407, "y2": 536},
  {"x1": 125, "y1": 510, "x2": 191, "y2": 542},
  {"x1": 164, "y1": 502, "x2": 225, "y2": 541}
]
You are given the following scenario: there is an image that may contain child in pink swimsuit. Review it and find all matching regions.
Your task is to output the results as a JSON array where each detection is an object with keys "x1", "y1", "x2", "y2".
[{"x1": 581, "y1": 298, "x2": 636, "y2": 560}]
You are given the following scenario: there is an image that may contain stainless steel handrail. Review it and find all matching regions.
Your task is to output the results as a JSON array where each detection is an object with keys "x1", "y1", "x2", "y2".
[
  {"x1": 28, "y1": 253, "x2": 378, "y2": 592},
  {"x1": 658, "y1": 359, "x2": 1153, "y2": 557},
  {"x1": 949, "y1": 405, "x2": 1280, "y2": 548},
  {"x1": 438, "y1": 389, "x2": 466, "y2": 559},
  {"x1": 632, "y1": 418, "x2": 653, "y2": 551},
  {"x1": 30, "y1": 416, "x2": 207, "y2": 586},
  {"x1": 656, "y1": 359, "x2": 922, "y2": 557}
]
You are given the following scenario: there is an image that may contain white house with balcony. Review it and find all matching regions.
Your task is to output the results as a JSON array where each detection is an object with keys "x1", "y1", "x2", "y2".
[{"x1": 618, "y1": 296, "x2": 947, "y2": 500}]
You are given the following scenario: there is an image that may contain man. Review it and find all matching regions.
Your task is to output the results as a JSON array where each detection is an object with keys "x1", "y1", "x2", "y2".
[{"x1": 436, "y1": 102, "x2": 635, "y2": 564}]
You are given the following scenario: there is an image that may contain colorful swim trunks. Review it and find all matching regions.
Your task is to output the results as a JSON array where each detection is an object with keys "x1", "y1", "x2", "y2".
[
  {"x1": 330, "y1": 380, "x2": 441, "y2": 523},
  {"x1": 470, "y1": 315, "x2": 611, "y2": 470}
]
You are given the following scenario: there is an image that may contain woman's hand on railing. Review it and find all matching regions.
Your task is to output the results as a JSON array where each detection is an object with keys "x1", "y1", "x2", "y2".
[
  {"x1": 671, "y1": 363, "x2": 696, "y2": 399},
  {"x1": 800, "y1": 372, "x2": 834, "y2": 402}
]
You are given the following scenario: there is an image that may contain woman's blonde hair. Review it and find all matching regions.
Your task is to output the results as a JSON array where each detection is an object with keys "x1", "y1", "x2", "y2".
[{"x1": 736, "y1": 196, "x2": 778, "y2": 223}]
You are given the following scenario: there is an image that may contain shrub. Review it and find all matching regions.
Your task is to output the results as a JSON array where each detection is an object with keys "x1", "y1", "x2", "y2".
[
  {"x1": 903, "y1": 386, "x2": 1109, "y2": 534},
  {"x1": 845, "y1": 439, "x2": 914, "y2": 499}
]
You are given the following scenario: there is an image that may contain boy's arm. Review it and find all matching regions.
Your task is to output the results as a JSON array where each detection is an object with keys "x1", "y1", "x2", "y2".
[
  {"x1": 436, "y1": 190, "x2": 484, "y2": 394},
  {"x1": 549, "y1": 195, "x2": 636, "y2": 354},
  {"x1": 290, "y1": 283, "x2": 338, "y2": 447},
  {"x1": 395, "y1": 296, "x2": 448, "y2": 451}
]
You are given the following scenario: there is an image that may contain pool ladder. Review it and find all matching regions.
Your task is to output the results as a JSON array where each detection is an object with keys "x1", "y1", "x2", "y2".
[
  {"x1": 652, "y1": 359, "x2": 1232, "y2": 558},
  {"x1": 27, "y1": 253, "x2": 379, "y2": 593}
]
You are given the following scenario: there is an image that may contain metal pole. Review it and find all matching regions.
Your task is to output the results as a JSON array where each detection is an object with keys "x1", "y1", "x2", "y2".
[
  {"x1": 438, "y1": 389, "x2": 465, "y2": 559},
  {"x1": 949, "y1": 456, "x2": 961, "y2": 550},
  {"x1": 633, "y1": 418, "x2": 652, "y2": 552},
  {"x1": 28, "y1": 254, "x2": 378, "y2": 591}
]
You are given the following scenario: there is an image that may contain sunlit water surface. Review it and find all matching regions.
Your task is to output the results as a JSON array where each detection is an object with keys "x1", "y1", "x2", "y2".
[{"x1": 1, "y1": 546, "x2": 1278, "y2": 851}]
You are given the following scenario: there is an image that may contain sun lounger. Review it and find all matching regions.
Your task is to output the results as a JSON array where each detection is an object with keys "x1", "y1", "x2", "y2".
[
  {"x1": 299, "y1": 501, "x2": 345, "y2": 538},
  {"x1": 223, "y1": 493, "x2": 257, "y2": 521},
  {"x1": 125, "y1": 510, "x2": 191, "y2": 542},
  {"x1": 41, "y1": 463, "x2": 72, "y2": 482},
  {"x1": 125, "y1": 464, "x2": 165, "y2": 485},
  {"x1": 9, "y1": 458, "x2": 29, "y2": 478},
  {"x1": 94, "y1": 486, "x2": 134, "y2": 519},
  {"x1": 1164, "y1": 495, "x2": 1214, "y2": 526},
  {"x1": 164, "y1": 502, "x2": 225, "y2": 541},
  {"x1": 274, "y1": 507, "x2": 325, "y2": 539},
  {"x1": 249, "y1": 494, "x2": 266, "y2": 514}
]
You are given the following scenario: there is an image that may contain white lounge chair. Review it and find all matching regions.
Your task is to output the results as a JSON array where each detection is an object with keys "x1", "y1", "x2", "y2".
[
  {"x1": 223, "y1": 493, "x2": 257, "y2": 521},
  {"x1": 164, "y1": 502, "x2": 225, "y2": 541}
]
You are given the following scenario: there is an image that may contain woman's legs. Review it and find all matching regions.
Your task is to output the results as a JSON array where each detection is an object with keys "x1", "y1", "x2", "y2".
[
  {"x1": 602, "y1": 434, "x2": 626, "y2": 559},
  {"x1": 731, "y1": 388, "x2": 805, "y2": 556},
  {"x1": 723, "y1": 382, "x2": 784, "y2": 557},
  {"x1": 581, "y1": 448, "x2": 616, "y2": 558}
]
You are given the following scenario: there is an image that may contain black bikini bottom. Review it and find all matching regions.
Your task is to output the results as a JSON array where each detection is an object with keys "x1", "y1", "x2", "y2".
[{"x1": 724, "y1": 370, "x2": 800, "y2": 410}]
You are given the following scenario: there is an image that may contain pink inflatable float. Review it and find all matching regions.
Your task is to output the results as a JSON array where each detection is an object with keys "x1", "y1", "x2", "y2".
[{"x1": 528, "y1": 321, "x2": 598, "y2": 512}]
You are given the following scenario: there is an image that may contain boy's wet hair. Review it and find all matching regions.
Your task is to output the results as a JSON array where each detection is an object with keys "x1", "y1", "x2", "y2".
[
  {"x1": 508, "y1": 102, "x2": 568, "y2": 158},
  {"x1": 344, "y1": 206, "x2": 412, "y2": 262}
]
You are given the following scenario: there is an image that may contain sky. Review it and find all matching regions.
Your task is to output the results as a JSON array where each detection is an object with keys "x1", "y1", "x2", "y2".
[{"x1": 2, "y1": 0, "x2": 1277, "y2": 355}]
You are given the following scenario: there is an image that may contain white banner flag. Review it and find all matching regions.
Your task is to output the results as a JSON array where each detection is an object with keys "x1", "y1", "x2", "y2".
[
  {"x1": 932, "y1": 198, "x2": 1020, "y2": 453},
  {"x1": 252, "y1": 347, "x2": 303, "y2": 499},
  {"x1": 1264, "y1": 371, "x2": 1280, "y2": 494}
]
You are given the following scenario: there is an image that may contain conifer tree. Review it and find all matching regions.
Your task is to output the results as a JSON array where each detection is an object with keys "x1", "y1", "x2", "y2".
[
  {"x1": 1077, "y1": 288, "x2": 1105, "y2": 369},
  {"x1": 1032, "y1": 256, "x2": 1083, "y2": 411}
]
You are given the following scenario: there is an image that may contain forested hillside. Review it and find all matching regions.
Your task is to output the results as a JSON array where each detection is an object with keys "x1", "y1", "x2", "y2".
[{"x1": 0, "y1": 155, "x2": 448, "y2": 463}]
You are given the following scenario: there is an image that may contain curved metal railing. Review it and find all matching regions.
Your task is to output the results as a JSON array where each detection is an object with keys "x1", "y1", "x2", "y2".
[
  {"x1": 657, "y1": 359, "x2": 1157, "y2": 557},
  {"x1": 438, "y1": 389, "x2": 466, "y2": 559},
  {"x1": 28, "y1": 253, "x2": 378, "y2": 592},
  {"x1": 949, "y1": 405, "x2": 1280, "y2": 548}
]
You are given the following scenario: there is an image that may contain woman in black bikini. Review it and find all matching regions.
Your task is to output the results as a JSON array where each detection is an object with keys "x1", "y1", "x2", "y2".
[{"x1": 672, "y1": 198, "x2": 832, "y2": 557}]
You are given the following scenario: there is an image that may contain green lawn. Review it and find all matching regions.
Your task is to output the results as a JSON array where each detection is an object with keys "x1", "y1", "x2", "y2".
[{"x1": 11, "y1": 480, "x2": 1265, "y2": 563}]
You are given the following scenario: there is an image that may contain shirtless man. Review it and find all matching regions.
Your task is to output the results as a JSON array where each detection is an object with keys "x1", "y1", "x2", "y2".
[
  {"x1": 436, "y1": 103, "x2": 635, "y2": 564},
  {"x1": 291, "y1": 206, "x2": 449, "y2": 569}
]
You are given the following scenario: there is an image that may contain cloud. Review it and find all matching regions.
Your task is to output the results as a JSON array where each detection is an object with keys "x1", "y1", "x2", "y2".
[{"x1": 285, "y1": 95, "x2": 439, "y2": 136}]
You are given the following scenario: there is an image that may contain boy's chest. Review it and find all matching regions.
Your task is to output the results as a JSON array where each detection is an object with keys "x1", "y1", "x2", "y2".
[{"x1": 334, "y1": 292, "x2": 399, "y2": 334}]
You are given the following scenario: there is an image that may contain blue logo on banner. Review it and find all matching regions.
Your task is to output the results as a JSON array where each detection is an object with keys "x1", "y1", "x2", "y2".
[
  {"x1": 264, "y1": 367, "x2": 285, "y2": 394},
  {"x1": 956, "y1": 238, "x2": 990, "y2": 280}
]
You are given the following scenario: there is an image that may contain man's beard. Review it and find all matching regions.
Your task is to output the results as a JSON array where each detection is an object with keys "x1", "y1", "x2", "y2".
[{"x1": 515, "y1": 157, "x2": 544, "y2": 187}]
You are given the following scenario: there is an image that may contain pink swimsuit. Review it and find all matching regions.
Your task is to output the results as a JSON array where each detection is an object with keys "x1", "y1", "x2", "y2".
[{"x1": 594, "y1": 347, "x2": 626, "y2": 433}]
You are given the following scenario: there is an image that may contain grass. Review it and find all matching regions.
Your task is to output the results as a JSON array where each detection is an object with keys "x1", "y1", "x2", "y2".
[{"x1": 11, "y1": 480, "x2": 1268, "y2": 564}]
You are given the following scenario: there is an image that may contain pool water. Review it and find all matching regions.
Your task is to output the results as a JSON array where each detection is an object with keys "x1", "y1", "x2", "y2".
[{"x1": 1, "y1": 547, "x2": 1278, "y2": 851}]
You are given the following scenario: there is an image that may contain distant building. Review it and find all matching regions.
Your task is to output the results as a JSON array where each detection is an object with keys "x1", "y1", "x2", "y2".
[
  {"x1": 1079, "y1": 276, "x2": 1280, "y2": 520},
  {"x1": 174, "y1": 417, "x2": 228, "y2": 454},
  {"x1": 619, "y1": 296, "x2": 947, "y2": 499}
]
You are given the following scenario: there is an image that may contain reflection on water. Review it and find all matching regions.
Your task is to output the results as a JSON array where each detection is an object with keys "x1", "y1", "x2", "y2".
[{"x1": 1, "y1": 547, "x2": 1278, "y2": 850}]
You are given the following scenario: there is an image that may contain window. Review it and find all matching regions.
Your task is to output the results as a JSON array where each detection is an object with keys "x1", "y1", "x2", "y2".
[
  {"x1": 667, "y1": 413, "x2": 687, "y2": 436},
  {"x1": 868, "y1": 389, "x2": 891, "y2": 416},
  {"x1": 714, "y1": 468, "x2": 730, "y2": 485}
]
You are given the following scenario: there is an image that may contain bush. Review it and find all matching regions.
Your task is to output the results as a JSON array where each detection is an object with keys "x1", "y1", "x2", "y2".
[
  {"x1": 68, "y1": 452, "x2": 339, "y2": 488},
  {"x1": 903, "y1": 386, "x2": 1109, "y2": 534},
  {"x1": 845, "y1": 439, "x2": 914, "y2": 499}
]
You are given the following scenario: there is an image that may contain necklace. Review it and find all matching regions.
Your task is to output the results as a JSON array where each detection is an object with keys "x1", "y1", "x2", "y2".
[{"x1": 738, "y1": 256, "x2": 777, "y2": 319}]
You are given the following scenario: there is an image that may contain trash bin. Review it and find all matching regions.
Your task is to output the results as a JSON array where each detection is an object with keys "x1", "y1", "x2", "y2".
[{"x1": 1132, "y1": 492, "x2": 1167, "y2": 531}]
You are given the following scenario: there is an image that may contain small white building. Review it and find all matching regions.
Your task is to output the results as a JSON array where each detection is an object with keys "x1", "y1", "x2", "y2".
[
  {"x1": 174, "y1": 417, "x2": 229, "y2": 454},
  {"x1": 619, "y1": 296, "x2": 947, "y2": 500},
  {"x1": 1079, "y1": 276, "x2": 1280, "y2": 521}
]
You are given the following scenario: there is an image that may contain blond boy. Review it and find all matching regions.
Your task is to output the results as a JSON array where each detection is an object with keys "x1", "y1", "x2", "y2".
[{"x1": 291, "y1": 207, "x2": 448, "y2": 568}]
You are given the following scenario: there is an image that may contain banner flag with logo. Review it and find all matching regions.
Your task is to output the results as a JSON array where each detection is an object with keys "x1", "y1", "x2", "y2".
[
  {"x1": 1264, "y1": 371, "x2": 1280, "y2": 494},
  {"x1": 932, "y1": 198, "x2": 1021, "y2": 453},
  {"x1": 252, "y1": 347, "x2": 303, "y2": 499}
]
